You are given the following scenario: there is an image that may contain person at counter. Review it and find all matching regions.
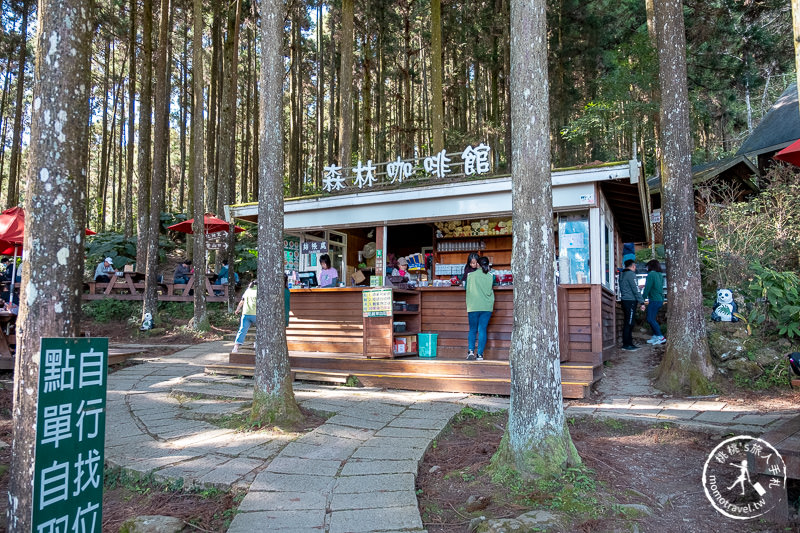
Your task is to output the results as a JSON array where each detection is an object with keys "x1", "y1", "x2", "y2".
[
  {"x1": 392, "y1": 257, "x2": 409, "y2": 278},
  {"x1": 318, "y1": 254, "x2": 339, "y2": 287},
  {"x1": 460, "y1": 252, "x2": 480, "y2": 284},
  {"x1": 465, "y1": 256, "x2": 495, "y2": 361}
]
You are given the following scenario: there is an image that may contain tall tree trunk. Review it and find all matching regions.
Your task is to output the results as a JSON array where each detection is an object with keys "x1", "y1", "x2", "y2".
[
  {"x1": 117, "y1": 91, "x2": 125, "y2": 229},
  {"x1": 137, "y1": 0, "x2": 154, "y2": 270},
  {"x1": 431, "y1": 0, "x2": 443, "y2": 153},
  {"x1": 362, "y1": 31, "x2": 372, "y2": 162},
  {"x1": 7, "y1": 1, "x2": 30, "y2": 208},
  {"x1": 192, "y1": 0, "x2": 208, "y2": 330},
  {"x1": 252, "y1": 47, "x2": 260, "y2": 201},
  {"x1": 376, "y1": 17, "x2": 385, "y2": 164},
  {"x1": 125, "y1": 0, "x2": 136, "y2": 238},
  {"x1": 207, "y1": 1, "x2": 222, "y2": 212},
  {"x1": 7, "y1": 2, "x2": 91, "y2": 530},
  {"x1": 792, "y1": 1, "x2": 800, "y2": 118},
  {"x1": 289, "y1": 6, "x2": 302, "y2": 196},
  {"x1": 252, "y1": 0, "x2": 303, "y2": 427},
  {"x1": 491, "y1": 0, "x2": 580, "y2": 479},
  {"x1": 242, "y1": 24, "x2": 252, "y2": 200},
  {"x1": 645, "y1": 0, "x2": 662, "y2": 180},
  {"x1": 98, "y1": 39, "x2": 112, "y2": 231},
  {"x1": 328, "y1": 13, "x2": 337, "y2": 165},
  {"x1": 652, "y1": 0, "x2": 713, "y2": 394},
  {"x1": 0, "y1": 61, "x2": 12, "y2": 200},
  {"x1": 402, "y1": 2, "x2": 412, "y2": 157},
  {"x1": 316, "y1": 2, "x2": 324, "y2": 187},
  {"x1": 338, "y1": 0, "x2": 354, "y2": 165},
  {"x1": 220, "y1": 0, "x2": 241, "y2": 312},
  {"x1": 143, "y1": 0, "x2": 171, "y2": 324},
  {"x1": 180, "y1": 7, "x2": 189, "y2": 212}
]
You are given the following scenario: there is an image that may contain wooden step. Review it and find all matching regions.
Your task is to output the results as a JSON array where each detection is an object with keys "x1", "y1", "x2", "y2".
[
  {"x1": 560, "y1": 363, "x2": 602, "y2": 383},
  {"x1": 565, "y1": 351, "x2": 603, "y2": 365},
  {"x1": 207, "y1": 361, "x2": 593, "y2": 399}
]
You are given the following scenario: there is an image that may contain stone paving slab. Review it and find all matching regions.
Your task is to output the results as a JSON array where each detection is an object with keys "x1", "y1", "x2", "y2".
[
  {"x1": 351, "y1": 445, "x2": 423, "y2": 462},
  {"x1": 314, "y1": 424, "x2": 376, "y2": 441},
  {"x1": 250, "y1": 472, "x2": 336, "y2": 492},
  {"x1": 226, "y1": 509, "x2": 327, "y2": 533},
  {"x1": 339, "y1": 459, "x2": 418, "y2": 476},
  {"x1": 328, "y1": 506, "x2": 423, "y2": 533},
  {"x1": 197, "y1": 457, "x2": 263, "y2": 488},
  {"x1": 280, "y1": 441, "x2": 359, "y2": 461},
  {"x1": 329, "y1": 490, "x2": 418, "y2": 511},
  {"x1": 361, "y1": 436, "x2": 433, "y2": 450},
  {"x1": 333, "y1": 473, "x2": 415, "y2": 494},
  {"x1": 325, "y1": 414, "x2": 391, "y2": 430},
  {"x1": 374, "y1": 427, "x2": 442, "y2": 439},
  {"x1": 693, "y1": 411, "x2": 741, "y2": 424},
  {"x1": 237, "y1": 490, "x2": 328, "y2": 512},
  {"x1": 387, "y1": 416, "x2": 449, "y2": 430},
  {"x1": 266, "y1": 457, "x2": 342, "y2": 477}
]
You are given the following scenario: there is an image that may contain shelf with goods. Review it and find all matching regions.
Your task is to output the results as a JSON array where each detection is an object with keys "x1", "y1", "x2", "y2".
[
  {"x1": 433, "y1": 234, "x2": 513, "y2": 277},
  {"x1": 391, "y1": 290, "x2": 421, "y2": 357}
]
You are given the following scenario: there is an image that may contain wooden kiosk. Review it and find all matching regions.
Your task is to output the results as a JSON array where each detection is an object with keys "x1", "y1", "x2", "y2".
[{"x1": 214, "y1": 159, "x2": 649, "y2": 398}]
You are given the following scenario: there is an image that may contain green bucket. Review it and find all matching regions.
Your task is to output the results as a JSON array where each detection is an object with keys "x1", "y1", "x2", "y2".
[{"x1": 418, "y1": 333, "x2": 438, "y2": 358}]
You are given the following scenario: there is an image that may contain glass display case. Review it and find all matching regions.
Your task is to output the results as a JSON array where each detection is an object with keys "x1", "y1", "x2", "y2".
[{"x1": 558, "y1": 212, "x2": 590, "y2": 284}]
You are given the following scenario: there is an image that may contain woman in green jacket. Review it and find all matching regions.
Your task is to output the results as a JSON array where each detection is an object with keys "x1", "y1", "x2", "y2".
[
  {"x1": 465, "y1": 256, "x2": 495, "y2": 361},
  {"x1": 642, "y1": 259, "x2": 665, "y2": 345}
]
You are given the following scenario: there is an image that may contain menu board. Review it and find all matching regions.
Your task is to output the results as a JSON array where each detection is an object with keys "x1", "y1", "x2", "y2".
[
  {"x1": 284, "y1": 236, "x2": 300, "y2": 272},
  {"x1": 363, "y1": 288, "x2": 393, "y2": 317}
]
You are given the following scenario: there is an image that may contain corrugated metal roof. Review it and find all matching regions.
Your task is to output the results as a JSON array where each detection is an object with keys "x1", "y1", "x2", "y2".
[{"x1": 736, "y1": 83, "x2": 799, "y2": 156}]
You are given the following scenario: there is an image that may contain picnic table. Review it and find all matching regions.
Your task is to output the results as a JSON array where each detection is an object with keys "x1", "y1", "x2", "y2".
[
  {"x1": 0, "y1": 310, "x2": 17, "y2": 369},
  {"x1": 85, "y1": 271, "x2": 146, "y2": 300},
  {"x1": 159, "y1": 273, "x2": 228, "y2": 302}
]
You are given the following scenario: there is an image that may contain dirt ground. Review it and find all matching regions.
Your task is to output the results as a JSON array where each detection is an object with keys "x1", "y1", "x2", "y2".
[{"x1": 416, "y1": 411, "x2": 800, "y2": 533}]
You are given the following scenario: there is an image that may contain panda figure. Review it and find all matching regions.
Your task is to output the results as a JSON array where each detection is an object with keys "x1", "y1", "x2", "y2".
[{"x1": 711, "y1": 289, "x2": 739, "y2": 322}]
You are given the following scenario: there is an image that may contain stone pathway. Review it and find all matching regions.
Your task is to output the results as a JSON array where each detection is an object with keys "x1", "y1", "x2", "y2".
[{"x1": 104, "y1": 340, "x2": 797, "y2": 532}]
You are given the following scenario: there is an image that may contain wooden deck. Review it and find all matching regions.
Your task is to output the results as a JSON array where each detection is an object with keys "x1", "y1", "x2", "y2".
[
  {"x1": 205, "y1": 284, "x2": 617, "y2": 399},
  {"x1": 206, "y1": 342, "x2": 597, "y2": 399}
]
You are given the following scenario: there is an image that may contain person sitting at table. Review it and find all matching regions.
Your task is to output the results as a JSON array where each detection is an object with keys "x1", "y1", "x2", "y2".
[
  {"x1": 4, "y1": 300, "x2": 18, "y2": 315},
  {"x1": 214, "y1": 260, "x2": 239, "y2": 286},
  {"x1": 173, "y1": 260, "x2": 193, "y2": 284},
  {"x1": 0, "y1": 257, "x2": 9, "y2": 276},
  {"x1": 318, "y1": 254, "x2": 339, "y2": 288},
  {"x1": 94, "y1": 257, "x2": 119, "y2": 283}
]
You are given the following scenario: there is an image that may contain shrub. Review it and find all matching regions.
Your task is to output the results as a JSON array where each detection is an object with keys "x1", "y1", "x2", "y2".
[
  {"x1": 697, "y1": 165, "x2": 800, "y2": 291},
  {"x1": 82, "y1": 300, "x2": 139, "y2": 323},
  {"x1": 745, "y1": 262, "x2": 800, "y2": 338}
]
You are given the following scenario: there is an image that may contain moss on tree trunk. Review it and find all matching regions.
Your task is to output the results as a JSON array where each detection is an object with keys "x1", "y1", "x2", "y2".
[
  {"x1": 249, "y1": 374, "x2": 303, "y2": 427},
  {"x1": 490, "y1": 425, "x2": 581, "y2": 481}
]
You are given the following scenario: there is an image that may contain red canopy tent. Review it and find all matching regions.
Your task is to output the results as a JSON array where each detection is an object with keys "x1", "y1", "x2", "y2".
[
  {"x1": 774, "y1": 138, "x2": 800, "y2": 167},
  {"x1": 0, "y1": 207, "x2": 97, "y2": 303},
  {"x1": 167, "y1": 214, "x2": 245, "y2": 234}
]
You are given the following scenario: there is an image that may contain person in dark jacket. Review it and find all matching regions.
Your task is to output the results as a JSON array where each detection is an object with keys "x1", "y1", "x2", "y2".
[
  {"x1": 619, "y1": 259, "x2": 644, "y2": 351},
  {"x1": 460, "y1": 252, "x2": 480, "y2": 285}
]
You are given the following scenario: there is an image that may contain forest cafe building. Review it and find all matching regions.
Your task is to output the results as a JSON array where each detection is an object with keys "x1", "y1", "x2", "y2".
[{"x1": 219, "y1": 146, "x2": 649, "y2": 399}]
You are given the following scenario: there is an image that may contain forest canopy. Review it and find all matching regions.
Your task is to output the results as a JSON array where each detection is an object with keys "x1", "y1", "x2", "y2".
[{"x1": 0, "y1": 0, "x2": 793, "y2": 231}]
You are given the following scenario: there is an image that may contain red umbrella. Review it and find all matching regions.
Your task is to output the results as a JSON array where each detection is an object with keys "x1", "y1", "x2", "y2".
[
  {"x1": 0, "y1": 207, "x2": 24, "y2": 246},
  {"x1": 774, "y1": 138, "x2": 800, "y2": 167},
  {"x1": 167, "y1": 213, "x2": 245, "y2": 234},
  {"x1": 85, "y1": 228, "x2": 97, "y2": 235}
]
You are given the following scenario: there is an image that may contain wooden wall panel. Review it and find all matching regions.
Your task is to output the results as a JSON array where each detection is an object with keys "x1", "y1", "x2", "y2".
[{"x1": 420, "y1": 288, "x2": 512, "y2": 360}]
